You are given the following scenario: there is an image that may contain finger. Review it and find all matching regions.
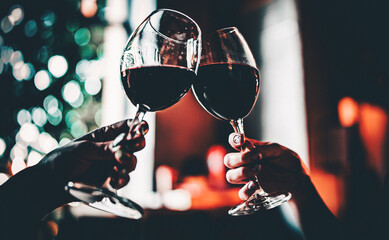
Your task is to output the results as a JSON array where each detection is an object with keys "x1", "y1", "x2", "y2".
[
  {"x1": 226, "y1": 165, "x2": 260, "y2": 184},
  {"x1": 228, "y1": 133, "x2": 244, "y2": 150},
  {"x1": 116, "y1": 168, "x2": 130, "y2": 189},
  {"x1": 120, "y1": 134, "x2": 146, "y2": 153},
  {"x1": 224, "y1": 151, "x2": 262, "y2": 169},
  {"x1": 114, "y1": 148, "x2": 137, "y2": 172},
  {"x1": 134, "y1": 121, "x2": 149, "y2": 136},
  {"x1": 110, "y1": 168, "x2": 130, "y2": 189},
  {"x1": 238, "y1": 181, "x2": 258, "y2": 201}
]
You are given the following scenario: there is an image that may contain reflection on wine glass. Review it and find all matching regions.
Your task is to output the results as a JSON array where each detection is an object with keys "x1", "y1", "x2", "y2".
[
  {"x1": 192, "y1": 27, "x2": 291, "y2": 216},
  {"x1": 66, "y1": 9, "x2": 201, "y2": 219}
]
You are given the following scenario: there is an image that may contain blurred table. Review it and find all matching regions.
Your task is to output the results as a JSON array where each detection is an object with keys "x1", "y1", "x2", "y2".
[{"x1": 52, "y1": 206, "x2": 304, "y2": 240}]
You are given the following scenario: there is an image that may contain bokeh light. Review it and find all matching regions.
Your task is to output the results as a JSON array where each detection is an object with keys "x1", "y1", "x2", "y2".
[
  {"x1": 0, "y1": 173, "x2": 9, "y2": 186},
  {"x1": 32, "y1": 107, "x2": 47, "y2": 127},
  {"x1": 74, "y1": 27, "x2": 91, "y2": 46},
  {"x1": 70, "y1": 120, "x2": 87, "y2": 138},
  {"x1": 0, "y1": 60, "x2": 3, "y2": 75},
  {"x1": 48, "y1": 55, "x2": 68, "y2": 78},
  {"x1": 17, "y1": 109, "x2": 31, "y2": 126},
  {"x1": 0, "y1": 138, "x2": 6, "y2": 157},
  {"x1": 94, "y1": 109, "x2": 102, "y2": 126},
  {"x1": 27, "y1": 150, "x2": 43, "y2": 167},
  {"x1": 59, "y1": 137, "x2": 72, "y2": 146},
  {"x1": 9, "y1": 5, "x2": 24, "y2": 26},
  {"x1": 47, "y1": 109, "x2": 62, "y2": 126},
  {"x1": 11, "y1": 157, "x2": 26, "y2": 175},
  {"x1": 75, "y1": 59, "x2": 90, "y2": 80},
  {"x1": 62, "y1": 80, "x2": 84, "y2": 107},
  {"x1": 43, "y1": 95, "x2": 59, "y2": 114},
  {"x1": 10, "y1": 143, "x2": 27, "y2": 160},
  {"x1": 25, "y1": 20, "x2": 38, "y2": 37},
  {"x1": 38, "y1": 132, "x2": 58, "y2": 154},
  {"x1": 41, "y1": 10, "x2": 56, "y2": 27},
  {"x1": 19, "y1": 122, "x2": 39, "y2": 144},
  {"x1": 34, "y1": 70, "x2": 52, "y2": 90},
  {"x1": 13, "y1": 62, "x2": 34, "y2": 81},
  {"x1": 10, "y1": 50, "x2": 23, "y2": 66},
  {"x1": 338, "y1": 97, "x2": 359, "y2": 127},
  {"x1": 1, "y1": 16, "x2": 13, "y2": 33},
  {"x1": 11, "y1": 159, "x2": 26, "y2": 175},
  {"x1": 36, "y1": 46, "x2": 49, "y2": 63},
  {"x1": 1, "y1": 46, "x2": 13, "y2": 63},
  {"x1": 65, "y1": 110, "x2": 80, "y2": 127},
  {"x1": 85, "y1": 77, "x2": 101, "y2": 95},
  {"x1": 81, "y1": 0, "x2": 98, "y2": 18}
]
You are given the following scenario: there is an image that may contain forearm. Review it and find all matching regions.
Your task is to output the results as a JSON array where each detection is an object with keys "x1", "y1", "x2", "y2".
[
  {"x1": 292, "y1": 175, "x2": 345, "y2": 240},
  {"x1": 0, "y1": 164, "x2": 73, "y2": 238}
]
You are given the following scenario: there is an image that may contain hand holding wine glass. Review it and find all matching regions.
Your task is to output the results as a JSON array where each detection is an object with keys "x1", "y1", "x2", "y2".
[
  {"x1": 192, "y1": 27, "x2": 291, "y2": 216},
  {"x1": 66, "y1": 9, "x2": 201, "y2": 219}
]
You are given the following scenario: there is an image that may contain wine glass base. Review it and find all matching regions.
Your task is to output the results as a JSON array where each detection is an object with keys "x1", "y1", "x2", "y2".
[
  {"x1": 66, "y1": 182, "x2": 144, "y2": 219},
  {"x1": 228, "y1": 190, "x2": 291, "y2": 216}
]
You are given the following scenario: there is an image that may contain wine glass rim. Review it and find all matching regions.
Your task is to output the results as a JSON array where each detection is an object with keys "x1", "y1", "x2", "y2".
[
  {"x1": 147, "y1": 8, "x2": 202, "y2": 44},
  {"x1": 215, "y1": 26, "x2": 238, "y2": 34}
]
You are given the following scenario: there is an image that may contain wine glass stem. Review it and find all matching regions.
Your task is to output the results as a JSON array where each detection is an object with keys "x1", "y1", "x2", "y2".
[
  {"x1": 230, "y1": 119, "x2": 264, "y2": 193},
  {"x1": 128, "y1": 105, "x2": 146, "y2": 132}
]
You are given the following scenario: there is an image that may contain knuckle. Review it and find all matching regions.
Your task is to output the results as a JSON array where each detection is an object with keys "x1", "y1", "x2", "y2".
[{"x1": 242, "y1": 167, "x2": 253, "y2": 178}]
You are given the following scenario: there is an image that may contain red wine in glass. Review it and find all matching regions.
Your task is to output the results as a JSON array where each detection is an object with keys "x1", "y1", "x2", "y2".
[
  {"x1": 122, "y1": 65, "x2": 196, "y2": 111},
  {"x1": 193, "y1": 62, "x2": 260, "y2": 121}
]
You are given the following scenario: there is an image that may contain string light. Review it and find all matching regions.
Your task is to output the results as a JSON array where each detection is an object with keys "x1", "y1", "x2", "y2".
[{"x1": 0, "y1": 138, "x2": 6, "y2": 157}]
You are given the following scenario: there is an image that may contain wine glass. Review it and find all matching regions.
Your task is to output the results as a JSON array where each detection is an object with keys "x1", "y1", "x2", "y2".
[
  {"x1": 66, "y1": 9, "x2": 201, "y2": 219},
  {"x1": 192, "y1": 27, "x2": 291, "y2": 216}
]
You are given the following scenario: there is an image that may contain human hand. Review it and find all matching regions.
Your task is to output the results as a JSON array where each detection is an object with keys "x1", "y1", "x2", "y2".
[
  {"x1": 39, "y1": 119, "x2": 149, "y2": 189},
  {"x1": 224, "y1": 133, "x2": 309, "y2": 201}
]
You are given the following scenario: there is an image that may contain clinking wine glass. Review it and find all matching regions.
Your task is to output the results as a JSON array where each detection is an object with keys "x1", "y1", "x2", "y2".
[
  {"x1": 66, "y1": 9, "x2": 201, "y2": 219},
  {"x1": 192, "y1": 27, "x2": 291, "y2": 216}
]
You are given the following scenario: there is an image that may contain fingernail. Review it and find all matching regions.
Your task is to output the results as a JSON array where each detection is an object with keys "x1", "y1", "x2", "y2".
[
  {"x1": 233, "y1": 135, "x2": 241, "y2": 144},
  {"x1": 248, "y1": 181, "x2": 256, "y2": 190}
]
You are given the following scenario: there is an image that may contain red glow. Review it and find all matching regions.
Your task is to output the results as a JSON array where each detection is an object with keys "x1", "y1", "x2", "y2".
[
  {"x1": 156, "y1": 165, "x2": 177, "y2": 193},
  {"x1": 358, "y1": 103, "x2": 387, "y2": 179},
  {"x1": 206, "y1": 145, "x2": 227, "y2": 189},
  {"x1": 338, "y1": 97, "x2": 359, "y2": 127},
  {"x1": 310, "y1": 170, "x2": 344, "y2": 216},
  {"x1": 177, "y1": 176, "x2": 240, "y2": 210},
  {"x1": 81, "y1": 0, "x2": 98, "y2": 18}
]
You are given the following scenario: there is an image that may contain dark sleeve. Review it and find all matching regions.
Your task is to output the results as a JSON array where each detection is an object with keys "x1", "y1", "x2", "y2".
[
  {"x1": 0, "y1": 164, "x2": 74, "y2": 239},
  {"x1": 373, "y1": 175, "x2": 389, "y2": 238},
  {"x1": 347, "y1": 174, "x2": 389, "y2": 240}
]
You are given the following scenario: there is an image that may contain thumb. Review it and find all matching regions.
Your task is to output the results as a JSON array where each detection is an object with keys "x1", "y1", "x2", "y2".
[
  {"x1": 228, "y1": 133, "x2": 256, "y2": 151},
  {"x1": 228, "y1": 133, "x2": 244, "y2": 151}
]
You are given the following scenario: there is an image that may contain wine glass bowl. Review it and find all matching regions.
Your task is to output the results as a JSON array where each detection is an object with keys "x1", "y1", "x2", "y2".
[
  {"x1": 121, "y1": 9, "x2": 201, "y2": 112},
  {"x1": 192, "y1": 27, "x2": 291, "y2": 216}
]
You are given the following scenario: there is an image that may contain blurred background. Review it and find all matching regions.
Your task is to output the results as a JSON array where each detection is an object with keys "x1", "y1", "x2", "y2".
[{"x1": 0, "y1": 0, "x2": 388, "y2": 239}]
